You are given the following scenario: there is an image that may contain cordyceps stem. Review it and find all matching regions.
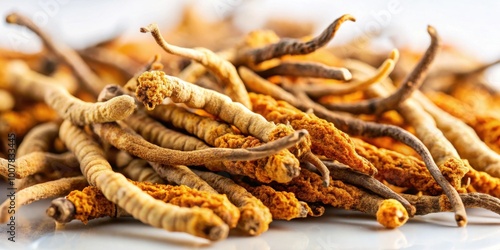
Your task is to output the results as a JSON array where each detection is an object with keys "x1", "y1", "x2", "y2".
[
  {"x1": 235, "y1": 14, "x2": 356, "y2": 65},
  {"x1": 322, "y1": 26, "x2": 439, "y2": 115},
  {"x1": 242, "y1": 60, "x2": 467, "y2": 226}
]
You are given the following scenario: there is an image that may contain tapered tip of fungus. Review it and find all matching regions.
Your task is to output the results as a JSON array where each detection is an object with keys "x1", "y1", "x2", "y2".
[
  {"x1": 340, "y1": 68, "x2": 352, "y2": 81},
  {"x1": 376, "y1": 199, "x2": 408, "y2": 229},
  {"x1": 389, "y1": 49, "x2": 400, "y2": 62},
  {"x1": 46, "y1": 198, "x2": 75, "y2": 223},
  {"x1": 427, "y1": 25, "x2": 436, "y2": 36},
  {"x1": 456, "y1": 214, "x2": 467, "y2": 227},
  {"x1": 107, "y1": 95, "x2": 136, "y2": 120},
  {"x1": 339, "y1": 14, "x2": 356, "y2": 23},
  {"x1": 204, "y1": 223, "x2": 229, "y2": 241},
  {"x1": 140, "y1": 23, "x2": 158, "y2": 33},
  {"x1": 5, "y1": 13, "x2": 18, "y2": 24},
  {"x1": 136, "y1": 70, "x2": 171, "y2": 110}
]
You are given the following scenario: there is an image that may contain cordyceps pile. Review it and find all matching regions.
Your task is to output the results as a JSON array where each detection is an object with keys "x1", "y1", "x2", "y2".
[{"x1": 2, "y1": 8, "x2": 500, "y2": 242}]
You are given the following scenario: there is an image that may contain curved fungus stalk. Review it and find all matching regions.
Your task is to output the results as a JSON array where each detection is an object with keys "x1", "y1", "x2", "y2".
[
  {"x1": 255, "y1": 61, "x2": 352, "y2": 81},
  {"x1": 429, "y1": 92, "x2": 500, "y2": 154},
  {"x1": 249, "y1": 92, "x2": 377, "y2": 176},
  {"x1": 93, "y1": 120, "x2": 307, "y2": 169},
  {"x1": 271, "y1": 169, "x2": 408, "y2": 229},
  {"x1": 140, "y1": 23, "x2": 251, "y2": 109},
  {"x1": 147, "y1": 103, "x2": 301, "y2": 183},
  {"x1": 321, "y1": 26, "x2": 439, "y2": 115},
  {"x1": 288, "y1": 49, "x2": 397, "y2": 99},
  {"x1": 234, "y1": 14, "x2": 356, "y2": 66},
  {"x1": 240, "y1": 61, "x2": 467, "y2": 227},
  {"x1": 322, "y1": 160, "x2": 415, "y2": 215},
  {"x1": 135, "y1": 71, "x2": 330, "y2": 184},
  {"x1": 59, "y1": 120, "x2": 229, "y2": 241},
  {"x1": 6, "y1": 61, "x2": 136, "y2": 126},
  {"x1": 47, "y1": 181, "x2": 241, "y2": 228},
  {"x1": 16, "y1": 122, "x2": 59, "y2": 157},
  {"x1": 0, "y1": 152, "x2": 78, "y2": 179},
  {"x1": 111, "y1": 151, "x2": 166, "y2": 184}
]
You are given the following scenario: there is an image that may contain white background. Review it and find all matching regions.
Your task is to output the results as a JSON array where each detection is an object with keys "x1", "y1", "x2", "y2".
[{"x1": 1, "y1": 0, "x2": 500, "y2": 89}]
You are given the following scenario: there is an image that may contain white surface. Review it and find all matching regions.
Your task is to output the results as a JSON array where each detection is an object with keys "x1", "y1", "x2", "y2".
[{"x1": 1, "y1": 197, "x2": 500, "y2": 250}]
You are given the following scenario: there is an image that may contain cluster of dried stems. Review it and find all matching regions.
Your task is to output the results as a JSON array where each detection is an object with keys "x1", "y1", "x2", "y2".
[{"x1": 1, "y1": 8, "x2": 500, "y2": 243}]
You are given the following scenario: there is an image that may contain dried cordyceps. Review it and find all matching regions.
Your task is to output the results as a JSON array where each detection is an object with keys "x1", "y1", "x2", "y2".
[
  {"x1": 5, "y1": 61, "x2": 136, "y2": 126},
  {"x1": 148, "y1": 103, "x2": 301, "y2": 183},
  {"x1": 413, "y1": 92, "x2": 500, "y2": 178},
  {"x1": 428, "y1": 92, "x2": 500, "y2": 155},
  {"x1": 6, "y1": 6, "x2": 500, "y2": 245},
  {"x1": 241, "y1": 65, "x2": 467, "y2": 226},
  {"x1": 135, "y1": 70, "x2": 330, "y2": 184},
  {"x1": 92, "y1": 121, "x2": 307, "y2": 167},
  {"x1": 47, "y1": 181, "x2": 241, "y2": 228},
  {"x1": 141, "y1": 23, "x2": 252, "y2": 109},
  {"x1": 193, "y1": 170, "x2": 273, "y2": 236},
  {"x1": 60, "y1": 119, "x2": 229, "y2": 241},
  {"x1": 255, "y1": 61, "x2": 352, "y2": 81},
  {"x1": 234, "y1": 14, "x2": 355, "y2": 66},
  {"x1": 16, "y1": 122, "x2": 59, "y2": 157},
  {"x1": 236, "y1": 180, "x2": 314, "y2": 220},
  {"x1": 249, "y1": 91, "x2": 377, "y2": 176},
  {"x1": 322, "y1": 160, "x2": 415, "y2": 215},
  {"x1": 110, "y1": 151, "x2": 166, "y2": 184},
  {"x1": 0, "y1": 152, "x2": 78, "y2": 179},
  {"x1": 321, "y1": 26, "x2": 438, "y2": 115},
  {"x1": 271, "y1": 169, "x2": 409, "y2": 229},
  {"x1": 289, "y1": 49, "x2": 397, "y2": 98},
  {"x1": 0, "y1": 176, "x2": 87, "y2": 223}
]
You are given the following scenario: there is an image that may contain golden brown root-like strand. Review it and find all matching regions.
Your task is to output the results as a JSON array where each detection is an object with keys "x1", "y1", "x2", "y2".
[
  {"x1": 16, "y1": 122, "x2": 59, "y2": 156},
  {"x1": 136, "y1": 70, "x2": 274, "y2": 140},
  {"x1": 291, "y1": 50, "x2": 396, "y2": 98},
  {"x1": 244, "y1": 70, "x2": 467, "y2": 226},
  {"x1": 322, "y1": 160, "x2": 415, "y2": 216},
  {"x1": 302, "y1": 151, "x2": 330, "y2": 186},
  {"x1": 427, "y1": 92, "x2": 500, "y2": 154},
  {"x1": 353, "y1": 139, "x2": 445, "y2": 195},
  {"x1": 193, "y1": 170, "x2": 273, "y2": 235},
  {"x1": 236, "y1": 181, "x2": 311, "y2": 220},
  {"x1": 137, "y1": 71, "x2": 310, "y2": 167},
  {"x1": 249, "y1": 92, "x2": 377, "y2": 176},
  {"x1": 0, "y1": 176, "x2": 87, "y2": 223},
  {"x1": 1, "y1": 152, "x2": 78, "y2": 179},
  {"x1": 234, "y1": 14, "x2": 355, "y2": 65},
  {"x1": 414, "y1": 91, "x2": 500, "y2": 178},
  {"x1": 141, "y1": 23, "x2": 251, "y2": 109},
  {"x1": 93, "y1": 121, "x2": 307, "y2": 165},
  {"x1": 111, "y1": 151, "x2": 166, "y2": 184},
  {"x1": 402, "y1": 193, "x2": 500, "y2": 216},
  {"x1": 465, "y1": 167, "x2": 500, "y2": 198},
  {"x1": 7, "y1": 62, "x2": 136, "y2": 126},
  {"x1": 125, "y1": 111, "x2": 209, "y2": 151},
  {"x1": 6, "y1": 13, "x2": 105, "y2": 96},
  {"x1": 271, "y1": 169, "x2": 408, "y2": 228},
  {"x1": 321, "y1": 26, "x2": 439, "y2": 114},
  {"x1": 48, "y1": 182, "x2": 241, "y2": 228},
  {"x1": 59, "y1": 120, "x2": 228, "y2": 241},
  {"x1": 255, "y1": 61, "x2": 352, "y2": 81},
  {"x1": 120, "y1": 102, "x2": 302, "y2": 184},
  {"x1": 150, "y1": 163, "x2": 217, "y2": 194}
]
